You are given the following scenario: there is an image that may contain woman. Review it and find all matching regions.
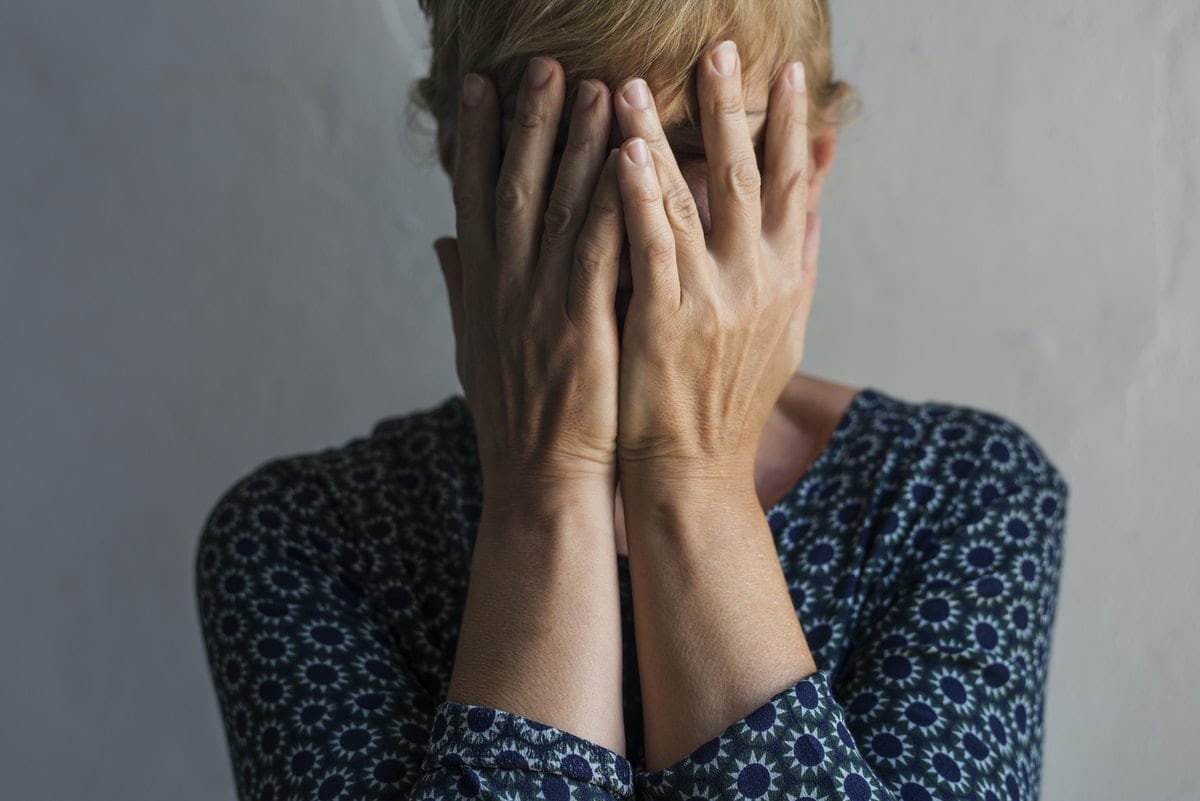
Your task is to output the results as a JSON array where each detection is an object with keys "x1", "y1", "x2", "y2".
[{"x1": 195, "y1": 1, "x2": 1070, "y2": 800}]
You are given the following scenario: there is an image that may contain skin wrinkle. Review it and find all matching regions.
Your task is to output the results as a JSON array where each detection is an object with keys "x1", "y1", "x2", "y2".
[
  {"x1": 493, "y1": 77, "x2": 777, "y2": 277},
  {"x1": 422, "y1": 45, "x2": 863, "y2": 768},
  {"x1": 500, "y1": 95, "x2": 770, "y2": 155}
]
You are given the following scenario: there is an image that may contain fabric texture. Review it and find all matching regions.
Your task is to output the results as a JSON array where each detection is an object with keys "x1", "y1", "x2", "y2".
[{"x1": 195, "y1": 386, "x2": 1069, "y2": 801}]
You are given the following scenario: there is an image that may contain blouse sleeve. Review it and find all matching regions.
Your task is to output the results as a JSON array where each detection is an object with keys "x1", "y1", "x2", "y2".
[
  {"x1": 195, "y1": 458, "x2": 635, "y2": 801},
  {"x1": 633, "y1": 453, "x2": 1069, "y2": 801}
]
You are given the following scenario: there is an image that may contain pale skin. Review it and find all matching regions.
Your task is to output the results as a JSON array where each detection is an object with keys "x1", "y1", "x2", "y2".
[{"x1": 432, "y1": 41, "x2": 860, "y2": 769}]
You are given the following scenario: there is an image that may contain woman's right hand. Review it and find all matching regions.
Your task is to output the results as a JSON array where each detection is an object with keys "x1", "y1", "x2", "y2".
[{"x1": 433, "y1": 57, "x2": 626, "y2": 506}]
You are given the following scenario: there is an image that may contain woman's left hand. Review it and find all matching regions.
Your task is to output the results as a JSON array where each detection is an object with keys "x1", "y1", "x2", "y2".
[{"x1": 612, "y1": 40, "x2": 823, "y2": 488}]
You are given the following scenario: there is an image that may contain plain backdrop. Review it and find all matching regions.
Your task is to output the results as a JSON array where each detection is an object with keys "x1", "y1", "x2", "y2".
[{"x1": 2, "y1": 2, "x2": 1197, "y2": 800}]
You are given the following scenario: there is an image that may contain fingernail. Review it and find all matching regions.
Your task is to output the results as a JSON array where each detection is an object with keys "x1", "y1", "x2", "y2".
[
  {"x1": 462, "y1": 74, "x2": 484, "y2": 108},
  {"x1": 713, "y1": 41, "x2": 737, "y2": 77},
  {"x1": 577, "y1": 80, "x2": 599, "y2": 110},
  {"x1": 788, "y1": 61, "x2": 806, "y2": 92},
  {"x1": 626, "y1": 138, "x2": 649, "y2": 165},
  {"x1": 624, "y1": 79, "x2": 650, "y2": 110},
  {"x1": 527, "y1": 57, "x2": 552, "y2": 89}
]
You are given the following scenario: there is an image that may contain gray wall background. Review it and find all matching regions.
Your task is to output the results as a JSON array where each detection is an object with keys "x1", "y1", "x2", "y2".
[{"x1": 2, "y1": 2, "x2": 1196, "y2": 799}]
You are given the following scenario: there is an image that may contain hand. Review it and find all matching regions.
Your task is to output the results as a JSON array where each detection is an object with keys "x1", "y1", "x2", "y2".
[
  {"x1": 434, "y1": 57, "x2": 628, "y2": 505},
  {"x1": 611, "y1": 41, "x2": 822, "y2": 485}
]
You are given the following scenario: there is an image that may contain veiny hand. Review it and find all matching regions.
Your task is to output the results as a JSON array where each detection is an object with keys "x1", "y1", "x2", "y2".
[
  {"x1": 433, "y1": 57, "x2": 628, "y2": 503},
  {"x1": 612, "y1": 40, "x2": 822, "y2": 485}
]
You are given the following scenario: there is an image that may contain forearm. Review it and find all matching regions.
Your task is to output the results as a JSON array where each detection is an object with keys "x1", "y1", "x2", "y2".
[
  {"x1": 446, "y1": 484, "x2": 626, "y2": 755},
  {"x1": 622, "y1": 474, "x2": 818, "y2": 772}
]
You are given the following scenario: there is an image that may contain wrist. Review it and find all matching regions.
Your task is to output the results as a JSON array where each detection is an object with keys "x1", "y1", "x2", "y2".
[
  {"x1": 618, "y1": 456, "x2": 756, "y2": 508},
  {"x1": 480, "y1": 474, "x2": 616, "y2": 540}
]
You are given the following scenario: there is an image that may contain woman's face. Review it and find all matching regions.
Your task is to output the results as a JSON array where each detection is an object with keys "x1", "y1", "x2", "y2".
[{"x1": 442, "y1": 71, "x2": 834, "y2": 294}]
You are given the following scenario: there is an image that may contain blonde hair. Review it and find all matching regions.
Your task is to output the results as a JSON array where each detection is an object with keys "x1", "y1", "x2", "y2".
[{"x1": 405, "y1": 0, "x2": 859, "y2": 161}]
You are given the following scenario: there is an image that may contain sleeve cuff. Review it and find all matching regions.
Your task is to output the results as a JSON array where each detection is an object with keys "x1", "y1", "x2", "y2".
[
  {"x1": 635, "y1": 669, "x2": 882, "y2": 800},
  {"x1": 421, "y1": 699, "x2": 635, "y2": 800}
]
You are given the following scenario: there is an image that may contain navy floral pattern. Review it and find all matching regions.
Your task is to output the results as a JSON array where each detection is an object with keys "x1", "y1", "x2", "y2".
[{"x1": 195, "y1": 386, "x2": 1069, "y2": 800}]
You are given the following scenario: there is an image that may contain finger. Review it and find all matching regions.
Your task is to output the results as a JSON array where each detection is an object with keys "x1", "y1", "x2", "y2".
[
  {"x1": 699, "y1": 40, "x2": 762, "y2": 261},
  {"x1": 612, "y1": 77, "x2": 708, "y2": 293},
  {"x1": 617, "y1": 137, "x2": 681, "y2": 312},
  {"x1": 761, "y1": 61, "x2": 810, "y2": 247},
  {"x1": 800, "y1": 210, "x2": 821, "y2": 289},
  {"x1": 494, "y1": 56, "x2": 565, "y2": 280},
  {"x1": 433, "y1": 237, "x2": 465, "y2": 343},
  {"x1": 537, "y1": 79, "x2": 615, "y2": 306},
  {"x1": 452, "y1": 72, "x2": 500, "y2": 287},
  {"x1": 567, "y1": 148, "x2": 624, "y2": 328},
  {"x1": 434, "y1": 236, "x2": 468, "y2": 388},
  {"x1": 785, "y1": 212, "x2": 821, "y2": 368}
]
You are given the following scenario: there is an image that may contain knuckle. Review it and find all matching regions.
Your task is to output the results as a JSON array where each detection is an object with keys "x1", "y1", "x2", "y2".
[
  {"x1": 590, "y1": 189, "x2": 622, "y2": 221},
  {"x1": 568, "y1": 118, "x2": 604, "y2": 152},
  {"x1": 573, "y1": 239, "x2": 612, "y2": 281},
  {"x1": 630, "y1": 181, "x2": 661, "y2": 208},
  {"x1": 496, "y1": 172, "x2": 533, "y2": 216},
  {"x1": 639, "y1": 129, "x2": 667, "y2": 153},
  {"x1": 543, "y1": 195, "x2": 576, "y2": 241},
  {"x1": 720, "y1": 155, "x2": 762, "y2": 197},
  {"x1": 639, "y1": 233, "x2": 675, "y2": 264},
  {"x1": 514, "y1": 98, "x2": 548, "y2": 132},
  {"x1": 775, "y1": 171, "x2": 808, "y2": 208},
  {"x1": 712, "y1": 90, "x2": 746, "y2": 122},
  {"x1": 661, "y1": 183, "x2": 698, "y2": 225}
]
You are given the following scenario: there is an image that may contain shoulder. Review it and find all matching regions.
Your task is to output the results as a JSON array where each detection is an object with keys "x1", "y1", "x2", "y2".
[
  {"x1": 846, "y1": 386, "x2": 1070, "y2": 528},
  {"x1": 193, "y1": 394, "x2": 478, "y2": 587},
  {"x1": 828, "y1": 388, "x2": 1071, "y2": 646}
]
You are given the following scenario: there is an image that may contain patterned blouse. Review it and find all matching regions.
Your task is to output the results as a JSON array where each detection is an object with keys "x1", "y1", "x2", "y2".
[{"x1": 195, "y1": 386, "x2": 1069, "y2": 801}]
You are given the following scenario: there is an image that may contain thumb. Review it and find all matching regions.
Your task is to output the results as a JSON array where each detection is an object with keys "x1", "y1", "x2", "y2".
[{"x1": 786, "y1": 211, "x2": 821, "y2": 368}]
